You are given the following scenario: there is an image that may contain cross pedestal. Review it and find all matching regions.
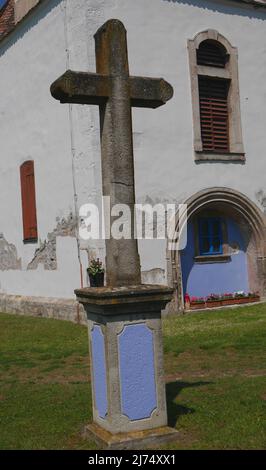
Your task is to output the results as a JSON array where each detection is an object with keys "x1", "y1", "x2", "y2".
[
  {"x1": 75, "y1": 285, "x2": 178, "y2": 449},
  {"x1": 51, "y1": 19, "x2": 177, "y2": 449}
]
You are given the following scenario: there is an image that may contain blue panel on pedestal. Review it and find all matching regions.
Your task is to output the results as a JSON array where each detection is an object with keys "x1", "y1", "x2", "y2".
[
  {"x1": 91, "y1": 325, "x2": 108, "y2": 419},
  {"x1": 119, "y1": 323, "x2": 157, "y2": 421}
]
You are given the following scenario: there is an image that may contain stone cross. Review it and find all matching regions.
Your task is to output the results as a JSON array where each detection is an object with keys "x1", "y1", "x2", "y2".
[
  {"x1": 51, "y1": 19, "x2": 176, "y2": 449},
  {"x1": 51, "y1": 19, "x2": 173, "y2": 287}
]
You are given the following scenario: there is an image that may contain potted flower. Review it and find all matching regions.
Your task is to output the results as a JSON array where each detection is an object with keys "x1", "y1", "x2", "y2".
[
  {"x1": 87, "y1": 258, "x2": 105, "y2": 287},
  {"x1": 189, "y1": 296, "x2": 206, "y2": 310},
  {"x1": 184, "y1": 293, "x2": 191, "y2": 310},
  {"x1": 248, "y1": 291, "x2": 260, "y2": 303},
  {"x1": 220, "y1": 293, "x2": 235, "y2": 306},
  {"x1": 234, "y1": 291, "x2": 248, "y2": 304},
  {"x1": 233, "y1": 291, "x2": 260, "y2": 304},
  {"x1": 206, "y1": 293, "x2": 222, "y2": 308}
]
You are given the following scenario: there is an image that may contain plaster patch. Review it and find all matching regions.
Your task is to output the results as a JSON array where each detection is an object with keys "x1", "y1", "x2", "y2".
[
  {"x1": 141, "y1": 268, "x2": 165, "y2": 285},
  {"x1": 27, "y1": 213, "x2": 77, "y2": 271},
  {"x1": 255, "y1": 190, "x2": 266, "y2": 214},
  {"x1": 0, "y1": 233, "x2": 21, "y2": 271}
]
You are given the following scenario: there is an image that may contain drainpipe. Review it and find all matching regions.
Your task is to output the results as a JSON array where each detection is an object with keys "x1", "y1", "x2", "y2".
[{"x1": 62, "y1": 0, "x2": 84, "y2": 323}]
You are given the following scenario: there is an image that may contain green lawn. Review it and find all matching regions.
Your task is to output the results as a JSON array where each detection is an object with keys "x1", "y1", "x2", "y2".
[{"x1": 0, "y1": 304, "x2": 265, "y2": 450}]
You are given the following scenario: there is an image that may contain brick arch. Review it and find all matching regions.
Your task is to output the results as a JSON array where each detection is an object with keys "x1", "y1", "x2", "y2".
[{"x1": 168, "y1": 188, "x2": 266, "y2": 311}]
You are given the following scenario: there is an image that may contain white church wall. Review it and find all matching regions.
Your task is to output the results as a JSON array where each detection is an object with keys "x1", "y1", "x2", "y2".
[
  {"x1": 0, "y1": 0, "x2": 265, "y2": 301},
  {"x1": 97, "y1": 0, "x2": 266, "y2": 279},
  {"x1": 0, "y1": 0, "x2": 103, "y2": 299}
]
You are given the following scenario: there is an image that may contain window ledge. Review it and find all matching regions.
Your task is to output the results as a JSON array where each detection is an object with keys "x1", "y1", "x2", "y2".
[
  {"x1": 195, "y1": 151, "x2": 245, "y2": 162},
  {"x1": 194, "y1": 254, "x2": 231, "y2": 263},
  {"x1": 23, "y1": 238, "x2": 38, "y2": 244}
]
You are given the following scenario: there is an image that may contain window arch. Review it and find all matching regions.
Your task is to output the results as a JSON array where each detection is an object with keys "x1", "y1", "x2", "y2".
[
  {"x1": 197, "y1": 40, "x2": 228, "y2": 68},
  {"x1": 188, "y1": 30, "x2": 245, "y2": 161}
]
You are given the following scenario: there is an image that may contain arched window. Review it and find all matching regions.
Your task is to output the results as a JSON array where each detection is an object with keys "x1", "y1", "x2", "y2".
[
  {"x1": 20, "y1": 161, "x2": 38, "y2": 243},
  {"x1": 188, "y1": 30, "x2": 244, "y2": 162},
  {"x1": 197, "y1": 40, "x2": 228, "y2": 68}
]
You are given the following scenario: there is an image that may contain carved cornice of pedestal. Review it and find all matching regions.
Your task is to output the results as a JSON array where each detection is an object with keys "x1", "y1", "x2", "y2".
[{"x1": 75, "y1": 284, "x2": 173, "y2": 316}]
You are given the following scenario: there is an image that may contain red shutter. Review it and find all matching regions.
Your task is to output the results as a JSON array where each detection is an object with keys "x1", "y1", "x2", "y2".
[
  {"x1": 198, "y1": 76, "x2": 229, "y2": 153},
  {"x1": 20, "y1": 161, "x2": 38, "y2": 242}
]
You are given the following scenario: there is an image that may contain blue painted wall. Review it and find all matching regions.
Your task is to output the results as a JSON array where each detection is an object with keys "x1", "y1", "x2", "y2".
[
  {"x1": 181, "y1": 218, "x2": 249, "y2": 298},
  {"x1": 91, "y1": 325, "x2": 108, "y2": 419},
  {"x1": 119, "y1": 324, "x2": 157, "y2": 421}
]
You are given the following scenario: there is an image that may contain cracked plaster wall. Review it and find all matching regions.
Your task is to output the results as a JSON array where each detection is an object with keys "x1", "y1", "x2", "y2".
[
  {"x1": 102, "y1": 0, "x2": 266, "y2": 285},
  {"x1": 0, "y1": 233, "x2": 21, "y2": 271},
  {"x1": 1, "y1": 0, "x2": 266, "y2": 300},
  {"x1": 0, "y1": 0, "x2": 92, "y2": 298}
]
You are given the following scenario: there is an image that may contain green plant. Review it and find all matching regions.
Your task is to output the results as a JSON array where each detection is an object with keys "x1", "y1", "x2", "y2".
[
  {"x1": 190, "y1": 297, "x2": 205, "y2": 304},
  {"x1": 206, "y1": 294, "x2": 220, "y2": 301},
  {"x1": 248, "y1": 291, "x2": 260, "y2": 298},
  {"x1": 87, "y1": 258, "x2": 104, "y2": 276}
]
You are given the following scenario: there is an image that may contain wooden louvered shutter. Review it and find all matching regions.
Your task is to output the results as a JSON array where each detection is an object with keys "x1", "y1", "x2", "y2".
[
  {"x1": 197, "y1": 40, "x2": 227, "y2": 68},
  {"x1": 198, "y1": 76, "x2": 229, "y2": 153},
  {"x1": 20, "y1": 161, "x2": 38, "y2": 242}
]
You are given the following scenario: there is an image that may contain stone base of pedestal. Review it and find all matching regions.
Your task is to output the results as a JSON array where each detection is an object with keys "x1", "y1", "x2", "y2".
[
  {"x1": 83, "y1": 423, "x2": 179, "y2": 450},
  {"x1": 75, "y1": 285, "x2": 174, "y2": 438}
]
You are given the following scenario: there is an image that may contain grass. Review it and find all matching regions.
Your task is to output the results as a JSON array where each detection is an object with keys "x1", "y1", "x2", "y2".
[{"x1": 0, "y1": 304, "x2": 265, "y2": 449}]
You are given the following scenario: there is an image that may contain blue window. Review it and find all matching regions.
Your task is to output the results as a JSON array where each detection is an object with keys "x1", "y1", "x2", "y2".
[{"x1": 198, "y1": 217, "x2": 223, "y2": 255}]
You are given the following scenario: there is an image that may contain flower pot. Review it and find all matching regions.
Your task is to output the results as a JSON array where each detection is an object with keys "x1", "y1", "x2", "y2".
[
  {"x1": 206, "y1": 300, "x2": 222, "y2": 308},
  {"x1": 248, "y1": 296, "x2": 260, "y2": 303},
  {"x1": 89, "y1": 272, "x2": 104, "y2": 287},
  {"x1": 234, "y1": 297, "x2": 249, "y2": 304},
  {"x1": 221, "y1": 299, "x2": 235, "y2": 306},
  {"x1": 190, "y1": 302, "x2": 205, "y2": 310},
  {"x1": 234, "y1": 296, "x2": 260, "y2": 304}
]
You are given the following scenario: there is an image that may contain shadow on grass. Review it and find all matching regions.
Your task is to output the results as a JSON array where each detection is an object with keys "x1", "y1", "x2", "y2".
[{"x1": 166, "y1": 380, "x2": 212, "y2": 428}]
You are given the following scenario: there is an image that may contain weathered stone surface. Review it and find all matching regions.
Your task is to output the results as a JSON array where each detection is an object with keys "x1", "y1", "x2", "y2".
[
  {"x1": 75, "y1": 284, "x2": 173, "y2": 312},
  {"x1": 256, "y1": 190, "x2": 266, "y2": 214},
  {"x1": 78, "y1": 285, "x2": 173, "y2": 434},
  {"x1": 51, "y1": 19, "x2": 173, "y2": 287},
  {"x1": 50, "y1": 71, "x2": 110, "y2": 105},
  {"x1": 51, "y1": 70, "x2": 173, "y2": 109},
  {"x1": 27, "y1": 234, "x2": 57, "y2": 270},
  {"x1": 52, "y1": 18, "x2": 175, "y2": 444},
  {"x1": 141, "y1": 268, "x2": 165, "y2": 285},
  {"x1": 0, "y1": 293, "x2": 86, "y2": 324},
  {"x1": 0, "y1": 234, "x2": 21, "y2": 271},
  {"x1": 83, "y1": 422, "x2": 179, "y2": 450},
  {"x1": 27, "y1": 213, "x2": 77, "y2": 271}
]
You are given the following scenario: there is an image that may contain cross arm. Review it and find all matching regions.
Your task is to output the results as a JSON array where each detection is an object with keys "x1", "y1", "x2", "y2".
[
  {"x1": 130, "y1": 76, "x2": 174, "y2": 109},
  {"x1": 50, "y1": 70, "x2": 174, "y2": 109},
  {"x1": 50, "y1": 70, "x2": 110, "y2": 105}
]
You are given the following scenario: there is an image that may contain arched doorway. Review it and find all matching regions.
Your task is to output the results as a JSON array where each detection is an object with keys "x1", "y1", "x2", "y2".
[{"x1": 169, "y1": 188, "x2": 266, "y2": 311}]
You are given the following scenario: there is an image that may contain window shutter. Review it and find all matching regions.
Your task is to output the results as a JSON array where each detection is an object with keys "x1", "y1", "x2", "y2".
[
  {"x1": 20, "y1": 161, "x2": 38, "y2": 242},
  {"x1": 198, "y1": 76, "x2": 229, "y2": 153},
  {"x1": 197, "y1": 40, "x2": 227, "y2": 68}
]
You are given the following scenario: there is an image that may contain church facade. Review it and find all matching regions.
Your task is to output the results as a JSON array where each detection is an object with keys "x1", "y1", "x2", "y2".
[{"x1": 0, "y1": 0, "x2": 265, "y2": 319}]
